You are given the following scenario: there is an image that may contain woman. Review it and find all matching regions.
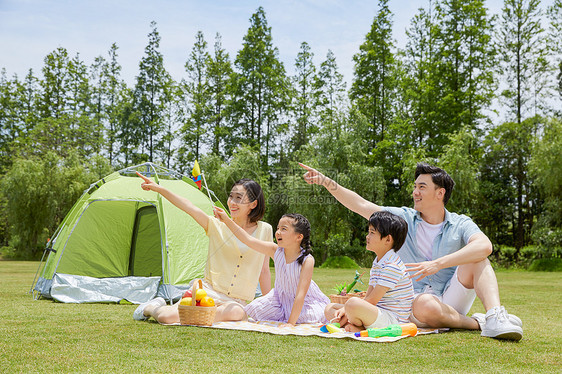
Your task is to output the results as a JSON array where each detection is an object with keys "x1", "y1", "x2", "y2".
[{"x1": 133, "y1": 173, "x2": 273, "y2": 324}]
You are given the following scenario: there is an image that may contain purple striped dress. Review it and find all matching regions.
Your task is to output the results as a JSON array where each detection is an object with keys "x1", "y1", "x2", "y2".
[{"x1": 244, "y1": 247, "x2": 329, "y2": 324}]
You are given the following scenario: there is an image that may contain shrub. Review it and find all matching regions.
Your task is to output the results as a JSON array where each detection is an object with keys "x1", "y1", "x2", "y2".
[
  {"x1": 528, "y1": 258, "x2": 562, "y2": 272},
  {"x1": 490, "y1": 245, "x2": 541, "y2": 269},
  {"x1": 532, "y1": 227, "x2": 562, "y2": 259},
  {"x1": 323, "y1": 233, "x2": 350, "y2": 258},
  {"x1": 320, "y1": 255, "x2": 359, "y2": 269}
]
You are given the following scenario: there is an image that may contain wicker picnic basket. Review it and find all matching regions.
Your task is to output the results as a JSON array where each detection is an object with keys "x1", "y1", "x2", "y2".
[
  {"x1": 178, "y1": 279, "x2": 216, "y2": 326},
  {"x1": 329, "y1": 291, "x2": 367, "y2": 304}
]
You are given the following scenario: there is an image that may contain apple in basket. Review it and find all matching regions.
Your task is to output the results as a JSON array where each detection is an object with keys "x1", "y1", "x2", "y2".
[{"x1": 183, "y1": 289, "x2": 192, "y2": 298}]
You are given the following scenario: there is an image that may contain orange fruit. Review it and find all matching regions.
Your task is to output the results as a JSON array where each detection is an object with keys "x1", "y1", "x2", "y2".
[
  {"x1": 195, "y1": 289, "x2": 207, "y2": 301},
  {"x1": 200, "y1": 296, "x2": 215, "y2": 307},
  {"x1": 179, "y1": 297, "x2": 192, "y2": 306}
]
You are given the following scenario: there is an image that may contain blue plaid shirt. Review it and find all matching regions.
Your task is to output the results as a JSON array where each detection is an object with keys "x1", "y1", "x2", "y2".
[{"x1": 382, "y1": 206, "x2": 482, "y2": 296}]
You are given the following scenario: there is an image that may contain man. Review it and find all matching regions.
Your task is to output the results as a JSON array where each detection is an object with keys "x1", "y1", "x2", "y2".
[{"x1": 299, "y1": 162, "x2": 523, "y2": 341}]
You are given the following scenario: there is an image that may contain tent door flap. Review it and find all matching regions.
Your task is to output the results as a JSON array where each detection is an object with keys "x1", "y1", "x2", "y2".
[{"x1": 129, "y1": 205, "x2": 162, "y2": 277}]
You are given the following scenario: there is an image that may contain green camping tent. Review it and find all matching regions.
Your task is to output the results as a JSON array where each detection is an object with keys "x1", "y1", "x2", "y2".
[{"x1": 32, "y1": 163, "x2": 217, "y2": 304}]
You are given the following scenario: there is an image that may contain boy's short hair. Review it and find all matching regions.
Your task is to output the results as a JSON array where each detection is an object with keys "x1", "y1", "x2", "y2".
[
  {"x1": 415, "y1": 163, "x2": 455, "y2": 205},
  {"x1": 369, "y1": 211, "x2": 408, "y2": 252}
]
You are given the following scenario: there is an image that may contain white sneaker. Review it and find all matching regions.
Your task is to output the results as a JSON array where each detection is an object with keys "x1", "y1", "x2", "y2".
[
  {"x1": 479, "y1": 306, "x2": 523, "y2": 341},
  {"x1": 472, "y1": 308, "x2": 522, "y2": 329},
  {"x1": 133, "y1": 297, "x2": 166, "y2": 321}
]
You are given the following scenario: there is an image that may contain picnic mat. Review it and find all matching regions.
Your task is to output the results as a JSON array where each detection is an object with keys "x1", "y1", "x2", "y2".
[{"x1": 166, "y1": 320, "x2": 441, "y2": 342}]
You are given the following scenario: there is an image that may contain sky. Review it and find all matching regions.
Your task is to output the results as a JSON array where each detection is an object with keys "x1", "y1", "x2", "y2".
[{"x1": 0, "y1": 0, "x2": 553, "y2": 88}]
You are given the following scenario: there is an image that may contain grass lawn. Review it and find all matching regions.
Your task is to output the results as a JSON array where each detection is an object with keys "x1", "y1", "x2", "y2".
[{"x1": 1, "y1": 262, "x2": 561, "y2": 373}]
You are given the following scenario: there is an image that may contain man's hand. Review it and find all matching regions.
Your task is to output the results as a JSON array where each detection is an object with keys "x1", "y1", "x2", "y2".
[
  {"x1": 299, "y1": 163, "x2": 327, "y2": 187},
  {"x1": 406, "y1": 260, "x2": 441, "y2": 281}
]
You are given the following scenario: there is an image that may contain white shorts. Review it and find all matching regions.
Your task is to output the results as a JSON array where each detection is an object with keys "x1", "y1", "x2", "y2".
[
  {"x1": 187, "y1": 279, "x2": 247, "y2": 307},
  {"x1": 410, "y1": 268, "x2": 476, "y2": 325},
  {"x1": 364, "y1": 307, "x2": 400, "y2": 329}
]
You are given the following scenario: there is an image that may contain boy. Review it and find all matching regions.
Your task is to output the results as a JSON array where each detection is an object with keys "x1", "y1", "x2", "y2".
[{"x1": 325, "y1": 211, "x2": 414, "y2": 332}]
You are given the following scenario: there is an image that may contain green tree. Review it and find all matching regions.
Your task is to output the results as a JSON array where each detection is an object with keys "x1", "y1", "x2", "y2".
[
  {"x1": 133, "y1": 21, "x2": 173, "y2": 162},
  {"x1": 116, "y1": 87, "x2": 139, "y2": 167},
  {"x1": 0, "y1": 152, "x2": 113, "y2": 259},
  {"x1": 206, "y1": 33, "x2": 233, "y2": 157},
  {"x1": 32, "y1": 47, "x2": 74, "y2": 157},
  {"x1": 38, "y1": 47, "x2": 71, "y2": 119},
  {"x1": 18, "y1": 70, "x2": 40, "y2": 146},
  {"x1": 291, "y1": 41, "x2": 317, "y2": 153},
  {"x1": 177, "y1": 31, "x2": 211, "y2": 168},
  {"x1": 7, "y1": 69, "x2": 40, "y2": 162},
  {"x1": 102, "y1": 43, "x2": 127, "y2": 165},
  {"x1": 90, "y1": 54, "x2": 107, "y2": 152},
  {"x1": 159, "y1": 93, "x2": 176, "y2": 169},
  {"x1": 497, "y1": 0, "x2": 548, "y2": 123},
  {"x1": 529, "y1": 118, "x2": 562, "y2": 256},
  {"x1": 68, "y1": 54, "x2": 91, "y2": 117},
  {"x1": 350, "y1": 0, "x2": 397, "y2": 148},
  {"x1": 280, "y1": 110, "x2": 386, "y2": 265},
  {"x1": 0, "y1": 70, "x2": 20, "y2": 172},
  {"x1": 438, "y1": 127, "x2": 480, "y2": 215},
  {"x1": 199, "y1": 145, "x2": 270, "y2": 211},
  {"x1": 478, "y1": 117, "x2": 542, "y2": 250},
  {"x1": 68, "y1": 52, "x2": 100, "y2": 157},
  {"x1": 434, "y1": 0, "x2": 496, "y2": 132},
  {"x1": 399, "y1": 0, "x2": 495, "y2": 157},
  {"x1": 314, "y1": 50, "x2": 347, "y2": 129},
  {"x1": 401, "y1": 4, "x2": 441, "y2": 152},
  {"x1": 547, "y1": 0, "x2": 562, "y2": 116},
  {"x1": 90, "y1": 45, "x2": 127, "y2": 162},
  {"x1": 230, "y1": 7, "x2": 290, "y2": 166},
  {"x1": 4, "y1": 70, "x2": 40, "y2": 163}
]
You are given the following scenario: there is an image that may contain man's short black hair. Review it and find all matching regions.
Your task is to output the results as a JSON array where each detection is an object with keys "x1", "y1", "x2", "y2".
[
  {"x1": 369, "y1": 211, "x2": 408, "y2": 252},
  {"x1": 415, "y1": 163, "x2": 455, "y2": 205}
]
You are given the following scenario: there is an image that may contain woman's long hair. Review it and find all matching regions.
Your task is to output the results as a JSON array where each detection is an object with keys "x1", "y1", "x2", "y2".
[{"x1": 232, "y1": 178, "x2": 266, "y2": 222}]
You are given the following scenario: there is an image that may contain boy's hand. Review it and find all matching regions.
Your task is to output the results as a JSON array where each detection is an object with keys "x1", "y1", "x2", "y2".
[
  {"x1": 299, "y1": 163, "x2": 327, "y2": 187},
  {"x1": 332, "y1": 307, "x2": 348, "y2": 326},
  {"x1": 213, "y1": 206, "x2": 229, "y2": 222},
  {"x1": 136, "y1": 171, "x2": 158, "y2": 192}
]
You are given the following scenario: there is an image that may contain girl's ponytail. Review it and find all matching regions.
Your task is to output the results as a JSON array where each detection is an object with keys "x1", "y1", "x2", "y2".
[{"x1": 282, "y1": 213, "x2": 312, "y2": 265}]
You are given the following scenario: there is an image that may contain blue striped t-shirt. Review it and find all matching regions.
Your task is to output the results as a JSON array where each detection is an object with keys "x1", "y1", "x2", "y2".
[{"x1": 370, "y1": 250, "x2": 414, "y2": 323}]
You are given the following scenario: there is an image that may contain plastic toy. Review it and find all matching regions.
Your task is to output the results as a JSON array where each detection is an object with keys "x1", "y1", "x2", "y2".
[
  {"x1": 333, "y1": 270, "x2": 365, "y2": 296},
  {"x1": 326, "y1": 323, "x2": 342, "y2": 333},
  {"x1": 320, "y1": 323, "x2": 341, "y2": 333},
  {"x1": 354, "y1": 323, "x2": 418, "y2": 338}
]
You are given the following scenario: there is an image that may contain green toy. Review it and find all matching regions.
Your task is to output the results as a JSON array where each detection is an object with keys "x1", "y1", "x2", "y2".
[{"x1": 333, "y1": 270, "x2": 365, "y2": 296}]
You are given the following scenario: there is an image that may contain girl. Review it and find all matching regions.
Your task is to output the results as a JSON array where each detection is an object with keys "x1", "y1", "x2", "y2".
[
  {"x1": 214, "y1": 207, "x2": 329, "y2": 326},
  {"x1": 133, "y1": 174, "x2": 273, "y2": 324}
]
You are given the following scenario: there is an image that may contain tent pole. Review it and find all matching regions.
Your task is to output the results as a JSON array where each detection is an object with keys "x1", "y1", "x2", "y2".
[
  {"x1": 29, "y1": 241, "x2": 50, "y2": 299},
  {"x1": 201, "y1": 172, "x2": 214, "y2": 207}
]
